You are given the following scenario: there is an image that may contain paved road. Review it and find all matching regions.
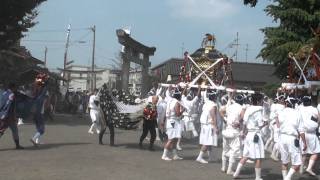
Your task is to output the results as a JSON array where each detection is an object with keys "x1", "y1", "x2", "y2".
[{"x1": 0, "y1": 114, "x2": 319, "y2": 180}]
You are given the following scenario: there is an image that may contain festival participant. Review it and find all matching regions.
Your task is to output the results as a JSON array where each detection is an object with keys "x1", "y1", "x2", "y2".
[
  {"x1": 177, "y1": 85, "x2": 201, "y2": 150},
  {"x1": 88, "y1": 89, "x2": 101, "y2": 134},
  {"x1": 161, "y1": 88, "x2": 184, "y2": 161},
  {"x1": 30, "y1": 74, "x2": 49, "y2": 146},
  {"x1": 196, "y1": 89, "x2": 218, "y2": 163},
  {"x1": 268, "y1": 94, "x2": 285, "y2": 161},
  {"x1": 0, "y1": 83, "x2": 24, "y2": 149},
  {"x1": 277, "y1": 96, "x2": 307, "y2": 180},
  {"x1": 154, "y1": 87, "x2": 164, "y2": 141},
  {"x1": 261, "y1": 96, "x2": 271, "y2": 142},
  {"x1": 298, "y1": 95, "x2": 320, "y2": 176},
  {"x1": 99, "y1": 85, "x2": 116, "y2": 146},
  {"x1": 219, "y1": 93, "x2": 245, "y2": 175},
  {"x1": 139, "y1": 96, "x2": 158, "y2": 151},
  {"x1": 157, "y1": 90, "x2": 167, "y2": 142},
  {"x1": 233, "y1": 93, "x2": 267, "y2": 180}
]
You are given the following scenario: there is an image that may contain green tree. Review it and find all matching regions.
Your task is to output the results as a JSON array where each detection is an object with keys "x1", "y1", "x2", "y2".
[
  {"x1": 259, "y1": 0, "x2": 320, "y2": 79},
  {"x1": 243, "y1": 0, "x2": 258, "y2": 7},
  {"x1": 0, "y1": 0, "x2": 46, "y2": 49}
]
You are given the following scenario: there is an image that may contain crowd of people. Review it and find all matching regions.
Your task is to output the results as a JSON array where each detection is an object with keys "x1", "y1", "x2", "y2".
[
  {"x1": 135, "y1": 85, "x2": 320, "y2": 180},
  {"x1": 1, "y1": 79, "x2": 320, "y2": 180},
  {"x1": 64, "y1": 90, "x2": 90, "y2": 114}
]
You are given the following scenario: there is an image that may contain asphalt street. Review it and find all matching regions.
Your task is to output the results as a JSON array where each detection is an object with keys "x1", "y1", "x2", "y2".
[{"x1": 0, "y1": 114, "x2": 319, "y2": 180}]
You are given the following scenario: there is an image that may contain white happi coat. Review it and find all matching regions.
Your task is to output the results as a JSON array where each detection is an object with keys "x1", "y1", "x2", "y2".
[
  {"x1": 299, "y1": 105, "x2": 320, "y2": 154},
  {"x1": 222, "y1": 102, "x2": 243, "y2": 159},
  {"x1": 157, "y1": 98, "x2": 167, "y2": 125},
  {"x1": 269, "y1": 103, "x2": 285, "y2": 143},
  {"x1": 166, "y1": 98, "x2": 182, "y2": 139},
  {"x1": 242, "y1": 105, "x2": 265, "y2": 159},
  {"x1": 278, "y1": 107, "x2": 305, "y2": 166},
  {"x1": 89, "y1": 94, "x2": 100, "y2": 123},
  {"x1": 181, "y1": 95, "x2": 199, "y2": 132},
  {"x1": 199, "y1": 100, "x2": 216, "y2": 146}
]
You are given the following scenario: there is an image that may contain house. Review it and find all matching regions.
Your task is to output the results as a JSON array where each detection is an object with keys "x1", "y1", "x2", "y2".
[{"x1": 60, "y1": 65, "x2": 119, "y2": 91}]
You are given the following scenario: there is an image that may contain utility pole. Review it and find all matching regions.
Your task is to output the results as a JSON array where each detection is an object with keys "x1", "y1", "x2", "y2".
[
  {"x1": 63, "y1": 24, "x2": 71, "y2": 87},
  {"x1": 245, "y1": 44, "x2": 249, "y2": 63},
  {"x1": 91, "y1": 25, "x2": 96, "y2": 91},
  {"x1": 44, "y1": 46, "x2": 47, "y2": 67},
  {"x1": 235, "y1": 32, "x2": 239, "y2": 61}
]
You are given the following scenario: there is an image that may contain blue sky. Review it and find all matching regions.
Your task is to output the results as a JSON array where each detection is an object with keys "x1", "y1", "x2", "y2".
[{"x1": 21, "y1": 0, "x2": 275, "y2": 70}]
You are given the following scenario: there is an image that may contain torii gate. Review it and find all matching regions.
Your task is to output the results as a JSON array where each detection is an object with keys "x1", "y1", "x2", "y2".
[{"x1": 116, "y1": 29, "x2": 156, "y2": 97}]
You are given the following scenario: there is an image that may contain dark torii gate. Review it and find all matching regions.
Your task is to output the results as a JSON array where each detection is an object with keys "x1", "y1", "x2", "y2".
[{"x1": 116, "y1": 29, "x2": 156, "y2": 97}]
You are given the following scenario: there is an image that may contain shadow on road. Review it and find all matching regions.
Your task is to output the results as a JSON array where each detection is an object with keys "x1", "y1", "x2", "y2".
[
  {"x1": 24, "y1": 142, "x2": 92, "y2": 150},
  {"x1": 0, "y1": 142, "x2": 90, "y2": 152},
  {"x1": 115, "y1": 142, "x2": 163, "y2": 151}
]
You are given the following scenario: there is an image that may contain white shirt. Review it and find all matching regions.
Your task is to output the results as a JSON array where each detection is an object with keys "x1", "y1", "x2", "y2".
[
  {"x1": 225, "y1": 103, "x2": 243, "y2": 128},
  {"x1": 89, "y1": 94, "x2": 99, "y2": 110},
  {"x1": 299, "y1": 106, "x2": 319, "y2": 133},
  {"x1": 269, "y1": 103, "x2": 285, "y2": 120},
  {"x1": 243, "y1": 105, "x2": 264, "y2": 131},
  {"x1": 157, "y1": 99, "x2": 167, "y2": 124},
  {"x1": 278, "y1": 107, "x2": 305, "y2": 136},
  {"x1": 166, "y1": 98, "x2": 179, "y2": 120},
  {"x1": 200, "y1": 101, "x2": 216, "y2": 124},
  {"x1": 181, "y1": 95, "x2": 199, "y2": 117}
]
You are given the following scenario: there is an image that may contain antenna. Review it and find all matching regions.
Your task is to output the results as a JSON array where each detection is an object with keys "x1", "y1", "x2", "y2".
[
  {"x1": 181, "y1": 42, "x2": 185, "y2": 58},
  {"x1": 230, "y1": 32, "x2": 240, "y2": 61},
  {"x1": 245, "y1": 44, "x2": 249, "y2": 63}
]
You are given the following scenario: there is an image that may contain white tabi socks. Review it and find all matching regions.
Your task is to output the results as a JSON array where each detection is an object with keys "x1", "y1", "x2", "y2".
[
  {"x1": 196, "y1": 151, "x2": 208, "y2": 163},
  {"x1": 227, "y1": 157, "x2": 235, "y2": 175},
  {"x1": 176, "y1": 139, "x2": 182, "y2": 150},
  {"x1": 221, "y1": 156, "x2": 227, "y2": 172},
  {"x1": 161, "y1": 148, "x2": 172, "y2": 161},
  {"x1": 306, "y1": 159, "x2": 316, "y2": 176},
  {"x1": 88, "y1": 124, "x2": 95, "y2": 134},
  {"x1": 192, "y1": 129, "x2": 198, "y2": 137},
  {"x1": 270, "y1": 145, "x2": 279, "y2": 161},
  {"x1": 155, "y1": 128, "x2": 160, "y2": 141},
  {"x1": 173, "y1": 149, "x2": 183, "y2": 160},
  {"x1": 282, "y1": 170, "x2": 288, "y2": 179},
  {"x1": 284, "y1": 168, "x2": 296, "y2": 180},
  {"x1": 233, "y1": 163, "x2": 243, "y2": 178},
  {"x1": 255, "y1": 168, "x2": 263, "y2": 180},
  {"x1": 31, "y1": 132, "x2": 41, "y2": 145}
]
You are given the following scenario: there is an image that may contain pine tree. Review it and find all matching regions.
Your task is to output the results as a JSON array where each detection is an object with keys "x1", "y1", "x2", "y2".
[
  {"x1": 259, "y1": 0, "x2": 320, "y2": 78},
  {"x1": 0, "y1": 0, "x2": 46, "y2": 49}
]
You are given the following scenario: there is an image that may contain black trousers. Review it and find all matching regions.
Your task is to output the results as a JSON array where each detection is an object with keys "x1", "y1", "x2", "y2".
[
  {"x1": 139, "y1": 120, "x2": 156, "y2": 146},
  {"x1": 99, "y1": 121, "x2": 115, "y2": 146},
  {"x1": 0, "y1": 118, "x2": 19, "y2": 141}
]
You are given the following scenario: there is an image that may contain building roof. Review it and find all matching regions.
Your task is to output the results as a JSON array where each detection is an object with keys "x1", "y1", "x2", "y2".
[
  {"x1": 231, "y1": 62, "x2": 280, "y2": 84},
  {"x1": 151, "y1": 58, "x2": 184, "y2": 70}
]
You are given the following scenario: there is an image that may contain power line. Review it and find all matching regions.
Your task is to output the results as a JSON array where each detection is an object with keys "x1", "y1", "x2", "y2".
[
  {"x1": 29, "y1": 27, "x2": 90, "y2": 33},
  {"x1": 22, "y1": 39, "x2": 65, "y2": 43}
]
